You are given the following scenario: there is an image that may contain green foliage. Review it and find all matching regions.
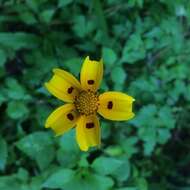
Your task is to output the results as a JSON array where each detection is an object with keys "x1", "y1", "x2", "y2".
[
  {"x1": 92, "y1": 156, "x2": 124, "y2": 175},
  {"x1": 0, "y1": 32, "x2": 39, "y2": 50},
  {"x1": 0, "y1": 0, "x2": 190, "y2": 189},
  {"x1": 0, "y1": 137, "x2": 8, "y2": 171},
  {"x1": 102, "y1": 47, "x2": 117, "y2": 66},
  {"x1": 16, "y1": 132, "x2": 56, "y2": 170},
  {"x1": 0, "y1": 49, "x2": 6, "y2": 67},
  {"x1": 6, "y1": 101, "x2": 28, "y2": 119},
  {"x1": 43, "y1": 168, "x2": 75, "y2": 189}
]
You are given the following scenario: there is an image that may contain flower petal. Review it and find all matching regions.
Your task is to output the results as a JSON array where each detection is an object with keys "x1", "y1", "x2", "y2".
[
  {"x1": 76, "y1": 114, "x2": 101, "y2": 151},
  {"x1": 98, "y1": 91, "x2": 135, "y2": 121},
  {"x1": 80, "y1": 56, "x2": 103, "y2": 92},
  {"x1": 45, "y1": 68, "x2": 82, "y2": 102},
  {"x1": 45, "y1": 104, "x2": 79, "y2": 136}
]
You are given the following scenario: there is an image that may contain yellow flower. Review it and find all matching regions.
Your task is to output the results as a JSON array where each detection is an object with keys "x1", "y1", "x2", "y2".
[{"x1": 45, "y1": 56, "x2": 135, "y2": 151}]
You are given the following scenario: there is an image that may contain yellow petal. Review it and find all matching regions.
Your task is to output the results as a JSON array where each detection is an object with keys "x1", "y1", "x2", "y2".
[
  {"x1": 98, "y1": 91, "x2": 135, "y2": 121},
  {"x1": 45, "y1": 104, "x2": 79, "y2": 136},
  {"x1": 76, "y1": 115, "x2": 101, "y2": 151},
  {"x1": 45, "y1": 68, "x2": 82, "y2": 102},
  {"x1": 80, "y1": 56, "x2": 103, "y2": 92}
]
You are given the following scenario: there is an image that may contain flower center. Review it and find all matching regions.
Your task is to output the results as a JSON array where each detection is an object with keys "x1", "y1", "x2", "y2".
[{"x1": 74, "y1": 90, "x2": 99, "y2": 115}]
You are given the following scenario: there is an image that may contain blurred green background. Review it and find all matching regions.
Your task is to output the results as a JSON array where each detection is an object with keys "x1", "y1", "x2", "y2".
[{"x1": 0, "y1": 0, "x2": 190, "y2": 190}]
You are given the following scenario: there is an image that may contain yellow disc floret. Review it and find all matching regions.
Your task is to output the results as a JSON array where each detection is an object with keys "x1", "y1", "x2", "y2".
[{"x1": 74, "y1": 90, "x2": 99, "y2": 115}]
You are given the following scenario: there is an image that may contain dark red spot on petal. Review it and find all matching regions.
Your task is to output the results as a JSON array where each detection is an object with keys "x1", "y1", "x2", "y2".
[
  {"x1": 86, "y1": 122, "x2": 94, "y2": 129},
  {"x1": 88, "y1": 80, "x2": 95, "y2": 85},
  {"x1": 67, "y1": 87, "x2": 74, "y2": 94},
  {"x1": 107, "y1": 101, "x2": 113, "y2": 109},
  {"x1": 67, "y1": 113, "x2": 74, "y2": 121}
]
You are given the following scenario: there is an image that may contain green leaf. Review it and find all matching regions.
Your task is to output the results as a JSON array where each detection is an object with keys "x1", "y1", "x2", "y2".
[
  {"x1": 6, "y1": 101, "x2": 28, "y2": 119},
  {"x1": 16, "y1": 132, "x2": 55, "y2": 170},
  {"x1": 57, "y1": 131, "x2": 80, "y2": 168},
  {"x1": 40, "y1": 9, "x2": 55, "y2": 23},
  {"x1": 143, "y1": 138, "x2": 156, "y2": 156},
  {"x1": 59, "y1": 130, "x2": 79, "y2": 153},
  {"x1": 58, "y1": 0, "x2": 73, "y2": 7},
  {"x1": 72, "y1": 16, "x2": 94, "y2": 38},
  {"x1": 105, "y1": 145, "x2": 123, "y2": 156},
  {"x1": 120, "y1": 137, "x2": 138, "y2": 158},
  {"x1": 116, "y1": 188, "x2": 137, "y2": 190},
  {"x1": 158, "y1": 106, "x2": 175, "y2": 129},
  {"x1": 0, "y1": 49, "x2": 6, "y2": 67},
  {"x1": 112, "y1": 159, "x2": 130, "y2": 182},
  {"x1": 102, "y1": 47, "x2": 117, "y2": 66},
  {"x1": 18, "y1": 11, "x2": 37, "y2": 25},
  {"x1": 5, "y1": 78, "x2": 29, "y2": 100},
  {"x1": 23, "y1": 51, "x2": 58, "y2": 83},
  {"x1": 0, "y1": 32, "x2": 40, "y2": 50},
  {"x1": 92, "y1": 156, "x2": 123, "y2": 175},
  {"x1": 93, "y1": 0, "x2": 109, "y2": 43},
  {"x1": 77, "y1": 155, "x2": 89, "y2": 168},
  {"x1": 184, "y1": 85, "x2": 190, "y2": 101},
  {"x1": 0, "y1": 175, "x2": 20, "y2": 190},
  {"x1": 136, "y1": 178, "x2": 148, "y2": 190},
  {"x1": 43, "y1": 169, "x2": 75, "y2": 189},
  {"x1": 36, "y1": 104, "x2": 52, "y2": 126},
  {"x1": 0, "y1": 137, "x2": 8, "y2": 171},
  {"x1": 63, "y1": 172, "x2": 114, "y2": 190},
  {"x1": 0, "y1": 172, "x2": 31, "y2": 190},
  {"x1": 100, "y1": 80, "x2": 109, "y2": 91},
  {"x1": 101, "y1": 121, "x2": 111, "y2": 139},
  {"x1": 157, "y1": 128, "x2": 171, "y2": 144},
  {"x1": 121, "y1": 33, "x2": 146, "y2": 63},
  {"x1": 16, "y1": 168, "x2": 29, "y2": 182},
  {"x1": 111, "y1": 66, "x2": 127, "y2": 84},
  {"x1": 25, "y1": 0, "x2": 40, "y2": 12},
  {"x1": 0, "y1": 93, "x2": 6, "y2": 106},
  {"x1": 64, "y1": 57, "x2": 83, "y2": 76},
  {"x1": 131, "y1": 104, "x2": 157, "y2": 127}
]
